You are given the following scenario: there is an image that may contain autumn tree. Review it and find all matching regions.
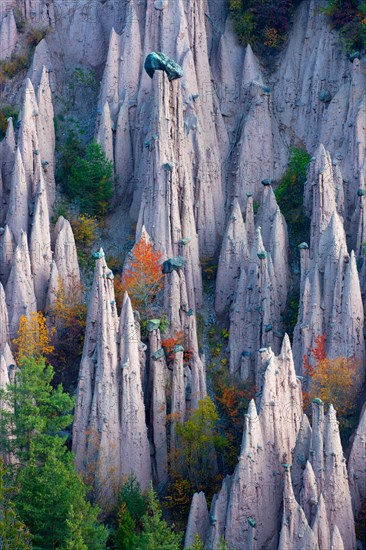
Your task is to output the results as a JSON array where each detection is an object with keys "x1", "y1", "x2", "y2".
[
  {"x1": 168, "y1": 396, "x2": 226, "y2": 513},
  {"x1": 304, "y1": 334, "x2": 360, "y2": 423},
  {"x1": 13, "y1": 311, "x2": 55, "y2": 364},
  {"x1": 215, "y1": 382, "x2": 256, "y2": 472},
  {"x1": 70, "y1": 213, "x2": 99, "y2": 271},
  {"x1": 49, "y1": 277, "x2": 87, "y2": 388},
  {"x1": 309, "y1": 356, "x2": 360, "y2": 420},
  {"x1": 303, "y1": 334, "x2": 327, "y2": 378},
  {"x1": 118, "y1": 236, "x2": 164, "y2": 321}
]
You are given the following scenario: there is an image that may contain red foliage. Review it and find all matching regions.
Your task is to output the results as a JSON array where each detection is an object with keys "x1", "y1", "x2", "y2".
[
  {"x1": 161, "y1": 331, "x2": 193, "y2": 366},
  {"x1": 162, "y1": 331, "x2": 183, "y2": 362},
  {"x1": 118, "y1": 235, "x2": 163, "y2": 318},
  {"x1": 303, "y1": 333, "x2": 326, "y2": 377}
]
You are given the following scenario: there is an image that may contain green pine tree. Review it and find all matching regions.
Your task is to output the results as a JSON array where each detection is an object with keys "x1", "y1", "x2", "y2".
[
  {"x1": 61, "y1": 505, "x2": 88, "y2": 550},
  {"x1": 66, "y1": 140, "x2": 114, "y2": 216},
  {"x1": 119, "y1": 475, "x2": 147, "y2": 527},
  {"x1": 187, "y1": 533, "x2": 205, "y2": 549},
  {"x1": 113, "y1": 502, "x2": 136, "y2": 550},
  {"x1": 0, "y1": 355, "x2": 108, "y2": 549},
  {"x1": 15, "y1": 447, "x2": 108, "y2": 548},
  {"x1": 134, "y1": 482, "x2": 182, "y2": 550},
  {"x1": 0, "y1": 460, "x2": 31, "y2": 549},
  {"x1": 0, "y1": 355, "x2": 74, "y2": 463}
]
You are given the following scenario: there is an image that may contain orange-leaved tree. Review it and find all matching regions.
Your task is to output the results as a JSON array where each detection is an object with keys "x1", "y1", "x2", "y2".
[
  {"x1": 13, "y1": 311, "x2": 55, "y2": 363},
  {"x1": 47, "y1": 277, "x2": 87, "y2": 388},
  {"x1": 302, "y1": 333, "x2": 327, "y2": 409},
  {"x1": 309, "y1": 356, "x2": 360, "y2": 420},
  {"x1": 117, "y1": 236, "x2": 164, "y2": 320},
  {"x1": 303, "y1": 334, "x2": 360, "y2": 423},
  {"x1": 215, "y1": 381, "x2": 256, "y2": 472}
]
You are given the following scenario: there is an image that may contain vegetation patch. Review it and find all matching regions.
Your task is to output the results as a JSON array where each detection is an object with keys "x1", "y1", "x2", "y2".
[
  {"x1": 323, "y1": 0, "x2": 366, "y2": 53},
  {"x1": 303, "y1": 334, "x2": 362, "y2": 440},
  {"x1": 274, "y1": 146, "x2": 311, "y2": 339},
  {"x1": 64, "y1": 140, "x2": 114, "y2": 217},
  {"x1": 274, "y1": 146, "x2": 311, "y2": 233},
  {"x1": 0, "y1": 104, "x2": 18, "y2": 140},
  {"x1": 0, "y1": 53, "x2": 28, "y2": 88},
  {"x1": 229, "y1": 0, "x2": 303, "y2": 55},
  {"x1": 115, "y1": 234, "x2": 164, "y2": 321}
]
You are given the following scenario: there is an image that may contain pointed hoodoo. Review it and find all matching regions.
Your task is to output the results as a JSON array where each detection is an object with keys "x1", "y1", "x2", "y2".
[
  {"x1": 18, "y1": 78, "x2": 40, "y2": 196},
  {"x1": 0, "y1": 225, "x2": 15, "y2": 286},
  {"x1": 28, "y1": 39, "x2": 55, "y2": 92},
  {"x1": 6, "y1": 148, "x2": 29, "y2": 244},
  {"x1": 29, "y1": 170, "x2": 52, "y2": 310},
  {"x1": 52, "y1": 216, "x2": 81, "y2": 295},
  {"x1": 348, "y1": 403, "x2": 366, "y2": 518},
  {"x1": 224, "y1": 400, "x2": 268, "y2": 550},
  {"x1": 5, "y1": 231, "x2": 37, "y2": 340},
  {"x1": 170, "y1": 347, "x2": 186, "y2": 451},
  {"x1": 305, "y1": 144, "x2": 342, "y2": 254},
  {"x1": 292, "y1": 415, "x2": 312, "y2": 499},
  {"x1": 0, "y1": 282, "x2": 9, "y2": 352},
  {"x1": 323, "y1": 426, "x2": 355, "y2": 550},
  {"x1": 206, "y1": 476, "x2": 232, "y2": 548},
  {"x1": 278, "y1": 468, "x2": 319, "y2": 550},
  {"x1": 215, "y1": 199, "x2": 247, "y2": 315},
  {"x1": 0, "y1": 10, "x2": 18, "y2": 61},
  {"x1": 245, "y1": 194, "x2": 255, "y2": 245},
  {"x1": 330, "y1": 525, "x2": 345, "y2": 550},
  {"x1": 35, "y1": 66, "x2": 56, "y2": 207},
  {"x1": 259, "y1": 334, "x2": 302, "y2": 467},
  {"x1": 97, "y1": 28, "x2": 120, "y2": 118},
  {"x1": 229, "y1": 226, "x2": 282, "y2": 382},
  {"x1": 119, "y1": 291, "x2": 151, "y2": 492},
  {"x1": 45, "y1": 259, "x2": 59, "y2": 313},
  {"x1": 228, "y1": 250, "x2": 247, "y2": 376},
  {"x1": 242, "y1": 44, "x2": 263, "y2": 86},
  {"x1": 148, "y1": 325, "x2": 168, "y2": 485},
  {"x1": 96, "y1": 102, "x2": 114, "y2": 163},
  {"x1": 311, "y1": 494, "x2": 330, "y2": 549},
  {"x1": 73, "y1": 251, "x2": 121, "y2": 508},
  {"x1": 300, "y1": 461, "x2": 318, "y2": 524},
  {"x1": 184, "y1": 492, "x2": 210, "y2": 549},
  {"x1": 233, "y1": 74, "x2": 287, "y2": 205},
  {"x1": 338, "y1": 251, "x2": 364, "y2": 378},
  {"x1": 256, "y1": 186, "x2": 289, "y2": 311},
  {"x1": 309, "y1": 401, "x2": 356, "y2": 550}
]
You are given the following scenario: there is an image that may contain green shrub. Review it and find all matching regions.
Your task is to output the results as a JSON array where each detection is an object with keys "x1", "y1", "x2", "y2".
[
  {"x1": 275, "y1": 147, "x2": 311, "y2": 340},
  {"x1": 323, "y1": 0, "x2": 366, "y2": 53},
  {"x1": 70, "y1": 213, "x2": 100, "y2": 272},
  {"x1": 26, "y1": 27, "x2": 48, "y2": 48},
  {"x1": 229, "y1": 0, "x2": 303, "y2": 54},
  {"x1": 0, "y1": 53, "x2": 28, "y2": 86},
  {"x1": 57, "y1": 129, "x2": 86, "y2": 184},
  {"x1": 0, "y1": 104, "x2": 18, "y2": 140},
  {"x1": 196, "y1": 313, "x2": 205, "y2": 350},
  {"x1": 275, "y1": 146, "x2": 311, "y2": 245},
  {"x1": 65, "y1": 140, "x2": 114, "y2": 217},
  {"x1": 13, "y1": 9, "x2": 25, "y2": 33}
]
